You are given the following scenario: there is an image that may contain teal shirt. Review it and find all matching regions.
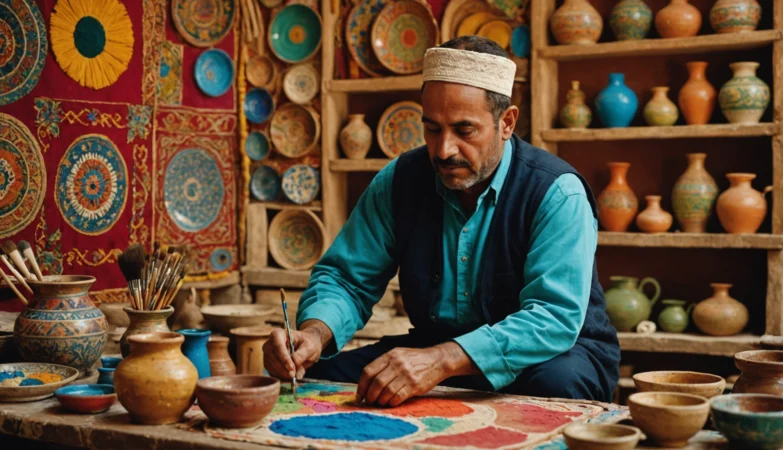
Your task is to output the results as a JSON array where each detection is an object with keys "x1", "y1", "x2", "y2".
[{"x1": 297, "y1": 140, "x2": 598, "y2": 390}]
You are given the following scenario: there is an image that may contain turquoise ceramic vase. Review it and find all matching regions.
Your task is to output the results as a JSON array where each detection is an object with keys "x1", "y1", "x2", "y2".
[
  {"x1": 595, "y1": 73, "x2": 638, "y2": 128},
  {"x1": 610, "y1": 0, "x2": 653, "y2": 40},
  {"x1": 177, "y1": 329, "x2": 212, "y2": 379}
]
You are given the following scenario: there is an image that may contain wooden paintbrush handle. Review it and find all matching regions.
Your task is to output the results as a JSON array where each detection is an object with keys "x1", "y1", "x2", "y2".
[
  {"x1": 0, "y1": 265, "x2": 27, "y2": 306},
  {"x1": 22, "y1": 248, "x2": 44, "y2": 281},
  {"x1": 1, "y1": 255, "x2": 32, "y2": 294},
  {"x1": 8, "y1": 252, "x2": 34, "y2": 281}
]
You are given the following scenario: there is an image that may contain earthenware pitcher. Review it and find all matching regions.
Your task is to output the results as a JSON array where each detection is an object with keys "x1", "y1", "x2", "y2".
[
  {"x1": 710, "y1": 0, "x2": 761, "y2": 33},
  {"x1": 177, "y1": 328, "x2": 212, "y2": 379},
  {"x1": 692, "y1": 283, "x2": 748, "y2": 336},
  {"x1": 605, "y1": 276, "x2": 661, "y2": 332},
  {"x1": 550, "y1": 0, "x2": 603, "y2": 45},
  {"x1": 733, "y1": 350, "x2": 783, "y2": 395},
  {"x1": 559, "y1": 80, "x2": 592, "y2": 129},
  {"x1": 672, "y1": 153, "x2": 718, "y2": 232},
  {"x1": 597, "y1": 162, "x2": 638, "y2": 232},
  {"x1": 119, "y1": 306, "x2": 173, "y2": 357},
  {"x1": 716, "y1": 173, "x2": 771, "y2": 234},
  {"x1": 609, "y1": 0, "x2": 652, "y2": 40},
  {"x1": 14, "y1": 275, "x2": 108, "y2": 372},
  {"x1": 207, "y1": 335, "x2": 236, "y2": 376},
  {"x1": 657, "y1": 300, "x2": 694, "y2": 333}
]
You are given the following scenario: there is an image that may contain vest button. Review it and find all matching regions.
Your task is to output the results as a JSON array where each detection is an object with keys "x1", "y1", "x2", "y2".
[
  {"x1": 432, "y1": 274, "x2": 440, "y2": 283},
  {"x1": 430, "y1": 314, "x2": 436, "y2": 320},
  {"x1": 461, "y1": 256, "x2": 468, "y2": 262}
]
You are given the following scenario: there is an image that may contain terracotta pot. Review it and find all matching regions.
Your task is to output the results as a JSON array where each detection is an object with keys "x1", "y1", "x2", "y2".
[
  {"x1": 633, "y1": 371, "x2": 726, "y2": 398},
  {"x1": 597, "y1": 162, "x2": 638, "y2": 232},
  {"x1": 643, "y1": 86, "x2": 679, "y2": 126},
  {"x1": 559, "y1": 80, "x2": 592, "y2": 129},
  {"x1": 207, "y1": 335, "x2": 236, "y2": 377},
  {"x1": 719, "y1": 62, "x2": 770, "y2": 124},
  {"x1": 692, "y1": 283, "x2": 748, "y2": 336},
  {"x1": 636, "y1": 195, "x2": 673, "y2": 233},
  {"x1": 231, "y1": 326, "x2": 273, "y2": 375},
  {"x1": 655, "y1": 0, "x2": 702, "y2": 38},
  {"x1": 627, "y1": 392, "x2": 710, "y2": 448},
  {"x1": 717, "y1": 173, "x2": 771, "y2": 234},
  {"x1": 605, "y1": 276, "x2": 661, "y2": 332},
  {"x1": 710, "y1": 0, "x2": 761, "y2": 33},
  {"x1": 119, "y1": 306, "x2": 173, "y2": 358},
  {"x1": 678, "y1": 62, "x2": 717, "y2": 125},
  {"x1": 550, "y1": 0, "x2": 603, "y2": 45},
  {"x1": 339, "y1": 114, "x2": 372, "y2": 160},
  {"x1": 114, "y1": 332, "x2": 198, "y2": 425},
  {"x1": 196, "y1": 375, "x2": 280, "y2": 428},
  {"x1": 671, "y1": 153, "x2": 718, "y2": 233},
  {"x1": 733, "y1": 350, "x2": 783, "y2": 395},
  {"x1": 610, "y1": 0, "x2": 653, "y2": 40}
]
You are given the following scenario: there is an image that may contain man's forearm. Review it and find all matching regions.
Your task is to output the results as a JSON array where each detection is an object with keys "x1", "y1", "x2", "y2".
[
  {"x1": 436, "y1": 341, "x2": 481, "y2": 378},
  {"x1": 300, "y1": 319, "x2": 334, "y2": 350}
]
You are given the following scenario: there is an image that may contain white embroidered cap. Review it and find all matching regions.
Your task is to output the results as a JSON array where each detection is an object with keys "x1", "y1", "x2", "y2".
[{"x1": 422, "y1": 47, "x2": 516, "y2": 97}]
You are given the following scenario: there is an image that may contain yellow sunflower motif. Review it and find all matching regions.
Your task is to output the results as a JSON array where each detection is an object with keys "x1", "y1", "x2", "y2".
[{"x1": 50, "y1": 0, "x2": 134, "y2": 90}]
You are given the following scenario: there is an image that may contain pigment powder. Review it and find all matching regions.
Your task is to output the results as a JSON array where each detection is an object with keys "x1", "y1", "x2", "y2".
[{"x1": 270, "y1": 412, "x2": 418, "y2": 441}]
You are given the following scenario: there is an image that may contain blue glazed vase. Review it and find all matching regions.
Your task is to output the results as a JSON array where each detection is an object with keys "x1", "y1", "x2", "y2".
[
  {"x1": 97, "y1": 367, "x2": 115, "y2": 385},
  {"x1": 595, "y1": 73, "x2": 638, "y2": 128},
  {"x1": 177, "y1": 329, "x2": 212, "y2": 379}
]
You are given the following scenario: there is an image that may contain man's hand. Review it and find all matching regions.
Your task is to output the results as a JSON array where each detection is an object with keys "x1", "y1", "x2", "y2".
[{"x1": 263, "y1": 320, "x2": 332, "y2": 380}]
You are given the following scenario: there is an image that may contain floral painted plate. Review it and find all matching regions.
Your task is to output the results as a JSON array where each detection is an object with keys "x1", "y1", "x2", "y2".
[
  {"x1": 270, "y1": 103, "x2": 320, "y2": 158},
  {"x1": 0, "y1": 362, "x2": 79, "y2": 402},
  {"x1": 246, "y1": 54, "x2": 277, "y2": 88},
  {"x1": 171, "y1": 0, "x2": 236, "y2": 47},
  {"x1": 283, "y1": 64, "x2": 320, "y2": 104},
  {"x1": 456, "y1": 11, "x2": 495, "y2": 37},
  {"x1": 194, "y1": 49, "x2": 234, "y2": 97},
  {"x1": 440, "y1": 0, "x2": 491, "y2": 42},
  {"x1": 371, "y1": 0, "x2": 438, "y2": 75},
  {"x1": 245, "y1": 88, "x2": 275, "y2": 124},
  {"x1": 346, "y1": 0, "x2": 393, "y2": 77},
  {"x1": 250, "y1": 165, "x2": 281, "y2": 201},
  {"x1": 477, "y1": 19, "x2": 513, "y2": 49},
  {"x1": 245, "y1": 131, "x2": 271, "y2": 161},
  {"x1": 282, "y1": 164, "x2": 320, "y2": 205},
  {"x1": 377, "y1": 101, "x2": 425, "y2": 158},
  {"x1": 268, "y1": 209, "x2": 325, "y2": 270},
  {"x1": 268, "y1": 4, "x2": 322, "y2": 64}
]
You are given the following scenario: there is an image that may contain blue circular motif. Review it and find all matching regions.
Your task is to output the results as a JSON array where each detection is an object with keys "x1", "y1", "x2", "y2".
[
  {"x1": 245, "y1": 88, "x2": 275, "y2": 124},
  {"x1": 250, "y1": 165, "x2": 281, "y2": 201},
  {"x1": 270, "y1": 412, "x2": 418, "y2": 441},
  {"x1": 55, "y1": 135, "x2": 128, "y2": 235},
  {"x1": 511, "y1": 25, "x2": 531, "y2": 58},
  {"x1": 194, "y1": 48, "x2": 234, "y2": 97},
  {"x1": 0, "y1": 0, "x2": 47, "y2": 105},
  {"x1": 245, "y1": 131, "x2": 270, "y2": 161},
  {"x1": 164, "y1": 148, "x2": 224, "y2": 232},
  {"x1": 209, "y1": 248, "x2": 232, "y2": 271},
  {"x1": 282, "y1": 164, "x2": 319, "y2": 205}
]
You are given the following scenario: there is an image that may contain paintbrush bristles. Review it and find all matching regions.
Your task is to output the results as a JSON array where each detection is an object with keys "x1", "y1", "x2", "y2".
[
  {"x1": 17, "y1": 240, "x2": 44, "y2": 281},
  {"x1": 118, "y1": 242, "x2": 190, "y2": 311},
  {"x1": 1, "y1": 240, "x2": 35, "y2": 281}
]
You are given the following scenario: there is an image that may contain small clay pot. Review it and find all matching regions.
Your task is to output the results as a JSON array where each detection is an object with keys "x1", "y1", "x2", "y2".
[
  {"x1": 636, "y1": 195, "x2": 673, "y2": 233},
  {"x1": 231, "y1": 326, "x2": 273, "y2": 375},
  {"x1": 655, "y1": 0, "x2": 702, "y2": 38},
  {"x1": 633, "y1": 370, "x2": 726, "y2": 398},
  {"x1": 692, "y1": 283, "x2": 748, "y2": 337},
  {"x1": 559, "y1": 80, "x2": 592, "y2": 129},
  {"x1": 710, "y1": 0, "x2": 761, "y2": 33},
  {"x1": 207, "y1": 335, "x2": 236, "y2": 377},
  {"x1": 716, "y1": 173, "x2": 771, "y2": 234},
  {"x1": 627, "y1": 392, "x2": 710, "y2": 448},
  {"x1": 120, "y1": 306, "x2": 173, "y2": 358},
  {"x1": 196, "y1": 375, "x2": 280, "y2": 428},
  {"x1": 733, "y1": 350, "x2": 783, "y2": 395}
]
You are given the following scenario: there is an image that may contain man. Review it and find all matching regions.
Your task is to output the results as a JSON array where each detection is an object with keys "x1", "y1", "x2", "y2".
[{"x1": 263, "y1": 36, "x2": 620, "y2": 406}]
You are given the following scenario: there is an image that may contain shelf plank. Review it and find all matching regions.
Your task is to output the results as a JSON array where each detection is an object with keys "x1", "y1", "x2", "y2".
[
  {"x1": 618, "y1": 332, "x2": 761, "y2": 357},
  {"x1": 539, "y1": 30, "x2": 781, "y2": 61},
  {"x1": 254, "y1": 200, "x2": 323, "y2": 211},
  {"x1": 182, "y1": 271, "x2": 240, "y2": 290},
  {"x1": 327, "y1": 75, "x2": 423, "y2": 93},
  {"x1": 330, "y1": 159, "x2": 393, "y2": 172},
  {"x1": 598, "y1": 232, "x2": 783, "y2": 249},
  {"x1": 542, "y1": 123, "x2": 778, "y2": 142},
  {"x1": 242, "y1": 266, "x2": 400, "y2": 290}
]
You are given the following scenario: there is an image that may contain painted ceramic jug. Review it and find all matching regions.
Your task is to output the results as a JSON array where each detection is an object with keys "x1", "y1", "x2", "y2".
[
  {"x1": 719, "y1": 62, "x2": 770, "y2": 124},
  {"x1": 733, "y1": 350, "x2": 783, "y2": 395},
  {"x1": 605, "y1": 276, "x2": 661, "y2": 332},
  {"x1": 610, "y1": 0, "x2": 653, "y2": 40},
  {"x1": 550, "y1": 0, "x2": 603, "y2": 45},
  {"x1": 710, "y1": 0, "x2": 761, "y2": 33},
  {"x1": 717, "y1": 173, "x2": 771, "y2": 234},
  {"x1": 655, "y1": 0, "x2": 702, "y2": 38},
  {"x1": 672, "y1": 153, "x2": 718, "y2": 232},
  {"x1": 636, "y1": 195, "x2": 673, "y2": 233},
  {"x1": 559, "y1": 81, "x2": 592, "y2": 129},
  {"x1": 14, "y1": 275, "x2": 108, "y2": 372},
  {"x1": 678, "y1": 62, "x2": 717, "y2": 125},
  {"x1": 119, "y1": 306, "x2": 173, "y2": 357},
  {"x1": 178, "y1": 328, "x2": 212, "y2": 379},
  {"x1": 597, "y1": 162, "x2": 638, "y2": 232},
  {"x1": 692, "y1": 283, "x2": 748, "y2": 336},
  {"x1": 595, "y1": 73, "x2": 638, "y2": 128},
  {"x1": 643, "y1": 86, "x2": 678, "y2": 126},
  {"x1": 657, "y1": 299, "x2": 694, "y2": 333},
  {"x1": 207, "y1": 335, "x2": 236, "y2": 376},
  {"x1": 339, "y1": 114, "x2": 372, "y2": 160}
]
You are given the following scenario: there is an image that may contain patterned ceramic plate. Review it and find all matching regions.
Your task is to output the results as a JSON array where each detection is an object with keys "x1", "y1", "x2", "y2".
[
  {"x1": 0, "y1": 0, "x2": 47, "y2": 106},
  {"x1": 246, "y1": 55, "x2": 277, "y2": 88},
  {"x1": 456, "y1": 11, "x2": 495, "y2": 36},
  {"x1": 0, "y1": 362, "x2": 79, "y2": 402},
  {"x1": 283, "y1": 64, "x2": 320, "y2": 105},
  {"x1": 164, "y1": 147, "x2": 225, "y2": 232},
  {"x1": 268, "y1": 209, "x2": 325, "y2": 270},
  {"x1": 246, "y1": 131, "x2": 271, "y2": 161},
  {"x1": 171, "y1": 0, "x2": 236, "y2": 47},
  {"x1": 477, "y1": 19, "x2": 513, "y2": 49},
  {"x1": 270, "y1": 103, "x2": 320, "y2": 158},
  {"x1": 377, "y1": 101, "x2": 425, "y2": 158},
  {"x1": 245, "y1": 88, "x2": 275, "y2": 124},
  {"x1": 511, "y1": 24, "x2": 531, "y2": 57},
  {"x1": 250, "y1": 165, "x2": 281, "y2": 201},
  {"x1": 346, "y1": 0, "x2": 392, "y2": 77},
  {"x1": 281, "y1": 164, "x2": 320, "y2": 205},
  {"x1": 194, "y1": 49, "x2": 234, "y2": 97},
  {"x1": 440, "y1": 0, "x2": 491, "y2": 42},
  {"x1": 268, "y1": 4, "x2": 322, "y2": 64},
  {"x1": 371, "y1": 0, "x2": 438, "y2": 75}
]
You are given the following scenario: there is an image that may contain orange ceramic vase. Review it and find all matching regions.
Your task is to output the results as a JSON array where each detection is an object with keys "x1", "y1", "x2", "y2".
[
  {"x1": 636, "y1": 195, "x2": 673, "y2": 233},
  {"x1": 550, "y1": 0, "x2": 603, "y2": 45},
  {"x1": 692, "y1": 283, "x2": 748, "y2": 336},
  {"x1": 597, "y1": 162, "x2": 638, "y2": 232},
  {"x1": 678, "y1": 62, "x2": 717, "y2": 125},
  {"x1": 716, "y1": 173, "x2": 771, "y2": 234},
  {"x1": 655, "y1": 0, "x2": 702, "y2": 38}
]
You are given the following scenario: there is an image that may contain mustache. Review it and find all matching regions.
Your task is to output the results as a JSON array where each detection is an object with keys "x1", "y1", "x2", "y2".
[{"x1": 433, "y1": 156, "x2": 470, "y2": 167}]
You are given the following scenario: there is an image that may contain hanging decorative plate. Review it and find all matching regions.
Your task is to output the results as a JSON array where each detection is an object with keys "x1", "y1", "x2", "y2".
[
  {"x1": 194, "y1": 49, "x2": 235, "y2": 97},
  {"x1": 50, "y1": 0, "x2": 134, "y2": 90},
  {"x1": 245, "y1": 131, "x2": 271, "y2": 161},
  {"x1": 456, "y1": 11, "x2": 495, "y2": 37},
  {"x1": 282, "y1": 164, "x2": 319, "y2": 205},
  {"x1": 371, "y1": 0, "x2": 438, "y2": 75},
  {"x1": 270, "y1": 103, "x2": 320, "y2": 159},
  {"x1": 246, "y1": 55, "x2": 277, "y2": 88},
  {"x1": 209, "y1": 248, "x2": 233, "y2": 272},
  {"x1": 164, "y1": 148, "x2": 225, "y2": 233},
  {"x1": 250, "y1": 165, "x2": 281, "y2": 201},
  {"x1": 346, "y1": 0, "x2": 392, "y2": 78},
  {"x1": 477, "y1": 20, "x2": 513, "y2": 49},
  {"x1": 283, "y1": 64, "x2": 320, "y2": 104},
  {"x1": 440, "y1": 0, "x2": 491, "y2": 43},
  {"x1": 171, "y1": 0, "x2": 236, "y2": 47},
  {"x1": 377, "y1": 101, "x2": 425, "y2": 159},
  {"x1": 268, "y1": 4, "x2": 322, "y2": 64},
  {"x1": 0, "y1": 0, "x2": 47, "y2": 105},
  {"x1": 267, "y1": 209, "x2": 325, "y2": 271},
  {"x1": 487, "y1": 0, "x2": 529, "y2": 21},
  {"x1": 245, "y1": 88, "x2": 275, "y2": 124},
  {"x1": 0, "y1": 114, "x2": 46, "y2": 239},
  {"x1": 511, "y1": 24, "x2": 531, "y2": 58}
]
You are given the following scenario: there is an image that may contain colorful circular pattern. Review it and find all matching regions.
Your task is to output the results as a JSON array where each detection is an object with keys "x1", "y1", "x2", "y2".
[
  {"x1": 270, "y1": 103, "x2": 320, "y2": 158},
  {"x1": 371, "y1": 0, "x2": 438, "y2": 75},
  {"x1": 250, "y1": 165, "x2": 281, "y2": 201},
  {"x1": 270, "y1": 412, "x2": 418, "y2": 441},
  {"x1": 268, "y1": 4, "x2": 322, "y2": 63},
  {"x1": 282, "y1": 164, "x2": 320, "y2": 205},
  {"x1": 245, "y1": 131, "x2": 270, "y2": 161},
  {"x1": 283, "y1": 64, "x2": 319, "y2": 105},
  {"x1": 55, "y1": 135, "x2": 128, "y2": 235},
  {"x1": 245, "y1": 88, "x2": 275, "y2": 124},
  {"x1": 346, "y1": 0, "x2": 392, "y2": 77},
  {"x1": 194, "y1": 48, "x2": 234, "y2": 97},
  {"x1": 172, "y1": 0, "x2": 236, "y2": 47},
  {"x1": 164, "y1": 148, "x2": 225, "y2": 232},
  {"x1": 209, "y1": 248, "x2": 233, "y2": 271},
  {"x1": 0, "y1": 0, "x2": 47, "y2": 105},
  {"x1": 377, "y1": 101, "x2": 425, "y2": 158},
  {"x1": 0, "y1": 114, "x2": 45, "y2": 239},
  {"x1": 267, "y1": 209, "x2": 325, "y2": 270}
]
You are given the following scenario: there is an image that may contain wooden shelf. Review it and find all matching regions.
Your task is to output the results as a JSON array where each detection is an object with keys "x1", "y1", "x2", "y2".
[
  {"x1": 182, "y1": 271, "x2": 240, "y2": 290},
  {"x1": 598, "y1": 232, "x2": 783, "y2": 249},
  {"x1": 255, "y1": 201, "x2": 323, "y2": 211},
  {"x1": 618, "y1": 332, "x2": 761, "y2": 357},
  {"x1": 327, "y1": 75, "x2": 423, "y2": 93},
  {"x1": 330, "y1": 159, "x2": 393, "y2": 172},
  {"x1": 242, "y1": 266, "x2": 400, "y2": 290},
  {"x1": 542, "y1": 123, "x2": 778, "y2": 142},
  {"x1": 539, "y1": 30, "x2": 781, "y2": 61}
]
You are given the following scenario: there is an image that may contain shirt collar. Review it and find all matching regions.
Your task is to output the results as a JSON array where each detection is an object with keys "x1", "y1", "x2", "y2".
[{"x1": 435, "y1": 139, "x2": 513, "y2": 207}]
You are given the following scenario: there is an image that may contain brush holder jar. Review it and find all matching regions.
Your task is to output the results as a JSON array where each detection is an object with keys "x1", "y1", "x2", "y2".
[{"x1": 120, "y1": 306, "x2": 174, "y2": 358}]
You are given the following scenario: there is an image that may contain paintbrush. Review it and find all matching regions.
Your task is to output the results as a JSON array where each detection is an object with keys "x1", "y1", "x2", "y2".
[
  {"x1": 1, "y1": 241, "x2": 35, "y2": 281},
  {"x1": 0, "y1": 255, "x2": 32, "y2": 295},
  {"x1": 17, "y1": 240, "x2": 43, "y2": 281},
  {"x1": 119, "y1": 244, "x2": 146, "y2": 310},
  {"x1": 280, "y1": 288, "x2": 297, "y2": 398},
  {"x1": 0, "y1": 265, "x2": 27, "y2": 306}
]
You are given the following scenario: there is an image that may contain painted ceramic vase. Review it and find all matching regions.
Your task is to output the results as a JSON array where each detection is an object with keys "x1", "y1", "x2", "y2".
[
  {"x1": 339, "y1": 114, "x2": 372, "y2": 160},
  {"x1": 14, "y1": 275, "x2": 108, "y2": 372},
  {"x1": 644, "y1": 87, "x2": 679, "y2": 126},
  {"x1": 655, "y1": 0, "x2": 702, "y2": 38},
  {"x1": 636, "y1": 195, "x2": 673, "y2": 233},
  {"x1": 114, "y1": 332, "x2": 198, "y2": 425},
  {"x1": 679, "y1": 62, "x2": 716, "y2": 125},
  {"x1": 719, "y1": 62, "x2": 770, "y2": 124},
  {"x1": 597, "y1": 162, "x2": 638, "y2": 232},
  {"x1": 657, "y1": 300, "x2": 694, "y2": 333},
  {"x1": 710, "y1": 0, "x2": 761, "y2": 33},
  {"x1": 559, "y1": 81, "x2": 592, "y2": 129},
  {"x1": 716, "y1": 173, "x2": 771, "y2": 234},
  {"x1": 119, "y1": 306, "x2": 173, "y2": 358},
  {"x1": 231, "y1": 326, "x2": 272, "y2": 375},
  {"x1": 672, "y1": 153, "x2": 718, "y2": 233},
  {"x1": 733, "y1": 350, "x2": 783, "y2": 395},
  {"x1": 692, "y1": 283, "x2": 748, "y2": 336},
  {"x1": 610, "y1": 0, "x2": 653, "y2": 40},
  {"x1": 177, "y1": 329, "x2": 212, "y2": 379},
  {"x1": 207, "y1": 335, "x2": 236, "y2": 377},
  {"x1": 605, "y1": 276, "x2": 661, "y2": 332},
  {"x1": 550, "y1": 0, "x2": 603, "y2": 45},
  {"x1": 595, "y1": 73, "x2": 638, "y2": 128}
]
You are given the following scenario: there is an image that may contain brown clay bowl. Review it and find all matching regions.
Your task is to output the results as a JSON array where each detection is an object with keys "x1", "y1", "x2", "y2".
[
  {"x1": 195, "y1": 375, "x2": 280, "y2": 428},
  {"x1": 563, "y1": 423, "x2": 646, "y2": 450},
  {"x1": 201, "y1": 304, "x2": 275, "y2": 335},
  {"x1": 633, "y1": 371, "x2": 726, "y2": 398},
  {"x1": 733, "y1": 350, "x2": 783, "y2": 395},
  {"x1": 628, "y1": 392, "x2": 710, "y2": 448}
]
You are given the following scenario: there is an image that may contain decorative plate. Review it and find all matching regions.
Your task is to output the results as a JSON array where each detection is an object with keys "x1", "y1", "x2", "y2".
[
  {"x1": 0, "y1": 0, "x2": 47, "y2": 105},
  {"x1": 456, "y1": 11, "x2": 495, "y2": 37},
  {"x1": 371, "y1": 0, "x2": 438, "y2": 75},
  {"x1": 511, "y1": 24, "x2": 531, "y2": 58},
  {"x1": 440, "y1": 0, "x2": 491, "y2": 43},
  {"x1": 270, "y1": 103, "x2": 320, "y2": 158},
  {"x1": 246, "y1": 54, "x2": 276, "y2": 88},
  {"x1": 268, "y1": 4, "x2": 322, "y2": 64},
  {"x1": 194, "y1": 48, "x2": 234, "y2": 97},
  {"x1": 0, "y1": 362, "x2": 79, "y2": 402},
  {"x1": 477, "y1": 20, "x2": 513, "y2": 49},
  {"x1": 209, "y1": 248, "x2": 233, "y2": 272},
  {"x1": 250, "y1": 165, "x2": 281, "y2": 202},
  {"x1": 245, "y1": 88, "x2": 275, "y2": 124},
  {"x1": 377, "y1": 101, "x2": 425, "y2": 158},
  {"x1": 283, "y1": 64, "x2": 320, "y2": 104},
  {"x1": 164, "y1": 148, "x2": 225, "y2": 233},
  {"x1": 281, "y1": 164, "x2": 320, "y2": 205},
  {"x1": 245, "y1": 131, "x2": 271, "y2": 161},
  {"x1": 171, "y1": 0, "x2": 236, "y2": 47},
  {"x1": 488, "y1": 0, "x2": 529, "y2": 20},
  {"x1": 346, "y1": 0, "x2": 392, "y2": 77},
  {"x1": 267, "y1": 209, "x2": 325, "y2": 270}
]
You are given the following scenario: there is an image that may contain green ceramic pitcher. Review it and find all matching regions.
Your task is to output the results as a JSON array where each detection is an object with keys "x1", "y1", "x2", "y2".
[
  {"x1": 605, "y1": 276, "x2": 661, "y2": 332},
  {"x1": 657, "y1": 299, "x2": 694, "y2": 333}
]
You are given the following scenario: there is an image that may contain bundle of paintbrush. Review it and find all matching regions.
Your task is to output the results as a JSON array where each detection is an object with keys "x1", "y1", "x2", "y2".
[
  {"x1": 118, "y1": 242, "x2": 191, "y2": 311},
  {"x1": 0, "y1": 240, "x2": 45, "y2": 305}
]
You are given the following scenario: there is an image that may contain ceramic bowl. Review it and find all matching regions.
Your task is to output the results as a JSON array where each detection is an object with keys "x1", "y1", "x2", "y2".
[
  {"x1": 246, "y1": 131, "x2": 271, "y2": 161},
  {"x1": 371, "y1": 0, "x2": 438, "y2": 74},
  {"x1": 345, "y1": 0, "x2": 393, "y2": 77},
  {"x1": 270, "y1": 103, "x2": 320, "y2": 158},
  {"x1": 0, "y1": 362, "x2": 80, "y2": 402},
  {"x1": 628, "y1": 392, "x2": 710, "y2": 448},
  {"x1": 246, "y1": 54, "x2": 277, "y2": 88},
  {"x1": 196, "y1": 375, "x2": 280, "y2": 428},
  {"x1": 633, "y1": 371, "x2": 726, "y2": 398},
  {"x1": 201, "y1": 304, "x2": 276, "y2": 335},
  {"x1": 283, "y1": 63, "x2": 320, "y2": 104},
  {"x1": 711, "y1": 394, "x2": 783, "y2": 450},
  {"x1": 268, "y1": 209, "x2": 326, "y2": 270},
  {"x1": 245, "y1": 88, "x2": 275, "y2": 124},
  {"x1": 563, "y1": 423, "x2": 646, "y2": 450},
  {"x1": 268, "y1": 4, "x2": 322, "y2": 63},
  {"x1": 55, "y1": 384, "x2": 116, "y2": 414},
  {"x1": 734, "y1": 350, "x2": 783, "y2": 395},
  {"x1": 281, "y1": 164, "x2": 320, "y2": 205},
  {"x1": 250, "y1": 165, "x2": 281, "y2": 202},
  {"x1": 194, "y1": 48, "x2": 234, "y2": 97}
]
